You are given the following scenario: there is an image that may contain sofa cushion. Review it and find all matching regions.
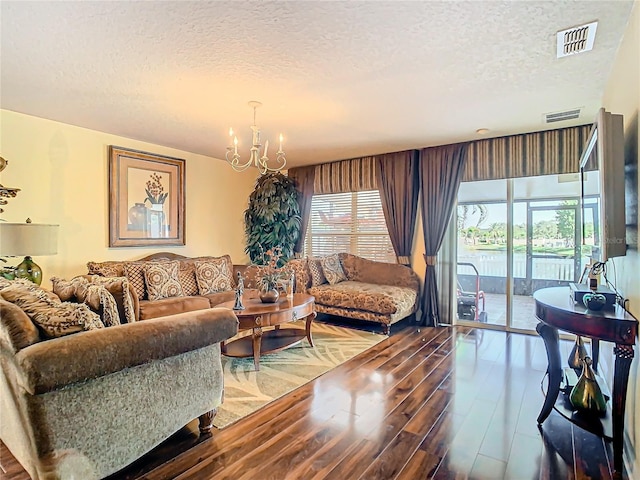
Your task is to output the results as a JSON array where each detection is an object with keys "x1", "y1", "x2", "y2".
[
  {"x1": 195, "y1": 258, "x2": 233, "y2": 294},
  {"x1": 144, "y1": 261, "x2": 184, "y2": 301},
  {"x1": 178, "y1": 261, "x2": 199, "y2": 296},
  {"x1": 0, "y1": 280, "x2": 104, "y2": 338},
  {"x1": 203, "y1": 290, "x2": 237, "y2": 307},
  {"x1": 309, "y1": 257, "x2": 327, "y2": 286},
  {"x1": 320, "y1": 254, "x2": 347, "y2": 285},
  {"x1": 308, "y1": 280, "x2": 417, "y2": 316},
  {"x1": 138, "y1": 296, "x2": 211, "y2": 320}
]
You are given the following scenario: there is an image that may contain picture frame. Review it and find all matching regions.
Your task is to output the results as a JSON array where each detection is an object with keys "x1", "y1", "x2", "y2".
[{"x1": 108, "y1": 146, "x2": 185, "y2": 247}]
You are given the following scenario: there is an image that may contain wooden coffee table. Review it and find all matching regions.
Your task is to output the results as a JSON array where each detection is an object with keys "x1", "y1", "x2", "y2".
[{"x1": 218, "y1": 293, "x2": 316, "y2": 371}]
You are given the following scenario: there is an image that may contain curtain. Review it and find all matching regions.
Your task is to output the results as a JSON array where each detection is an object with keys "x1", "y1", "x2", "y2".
[
  {"x1": 287, "y1": 165, "x2": 316, "y2": 257},
  {"x1": 463, "y1": 125, "x2": 591, "y2": 182},
  {"x1": 314, "y1": 156, "x2": 377, "y2": 194},
  {"x1": 376, "y1": 150, "x2": 419, "y2": 265},
  {"x1": 420, "y1": 143, "x2": 469, "y2": 326}
]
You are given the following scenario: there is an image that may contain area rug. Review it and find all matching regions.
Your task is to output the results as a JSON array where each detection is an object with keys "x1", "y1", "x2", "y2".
[{"x1": 214, "y1": 321, "x2": 386, "y2": 428}]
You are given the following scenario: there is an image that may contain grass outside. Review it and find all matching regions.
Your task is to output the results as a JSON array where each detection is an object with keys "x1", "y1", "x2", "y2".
[{"x1": 463, "y1": 243, "x2": 578, "y2": 257}]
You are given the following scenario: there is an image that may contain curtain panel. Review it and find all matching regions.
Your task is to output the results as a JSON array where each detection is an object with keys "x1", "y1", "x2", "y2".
[
  {"x1": 314, "y1": 156, "x2": 378, "y2": 194},
  {"x1": 420, "y1": 143, "x2": 469, "y2": 326},
  {"x1": 287, "y1": 165, "x2": 316, "y2": 256},
  {"x1": 463, "y1": 125, "x2": 591, "y2": 182},
  {"x1": 375, "y1": 150, "x2": 420, "y2": 265}
]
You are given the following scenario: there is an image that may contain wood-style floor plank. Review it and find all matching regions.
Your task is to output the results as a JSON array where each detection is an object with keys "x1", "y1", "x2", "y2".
[{"x1": 1, "y1": 323, "x2": 625, "y2": 480}]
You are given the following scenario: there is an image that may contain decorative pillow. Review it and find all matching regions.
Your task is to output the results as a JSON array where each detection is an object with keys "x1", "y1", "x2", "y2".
[
  {"x1": 51, "y1": 276, "x2": 121, "y2": 327},
  {"x1": 195, "y1": 259, "x2": 233, "y2": 294},
  {"x1": 285, "y1": 258, "x2": 311, "y2": 293},
  {"x1": 86, "y1": 261, "x2": 125, "y2": 277},
  {"x1": 144, "y1": 261, "x2": 184, "y2": 300},
  {"x1": 178, "y1": 261, "x2": 199, "y2": 296},
  {"x1": 0, "y1": 279, "x2": 104, "y2": 338},
  {"x1": 89, "y1": 276, "x2": 137, "y2": 323},
  {"x1": 309, "y1": 257, "x2": 328, "y2": 286},
  {"x1": 123, "y1": 262, "x2": 148, "y2": 300},
  {"x1": 320, "y1": 254, "x2": 347, "y2": 285}
]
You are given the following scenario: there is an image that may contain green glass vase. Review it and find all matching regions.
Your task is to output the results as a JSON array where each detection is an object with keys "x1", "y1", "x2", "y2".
[
  {"x1": 15, "y1": 256, "x2": 43, "y2": 285},
  {"x1": 569, "y1": 356, "x2": 607, "y2": 415}
]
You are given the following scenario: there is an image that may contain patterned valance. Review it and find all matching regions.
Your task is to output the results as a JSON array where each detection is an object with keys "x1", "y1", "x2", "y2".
[
  {"x1": 463, "y1": 125, "x2": 592, "y2": 182},
  {"x1": 314, "y1": 156, "x2": 378, "y2": 194}
]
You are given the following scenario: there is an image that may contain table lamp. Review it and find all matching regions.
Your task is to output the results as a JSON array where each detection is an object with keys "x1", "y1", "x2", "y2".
[{"x1": 0, "y1": 220, "x2": 59, "y2": 285}]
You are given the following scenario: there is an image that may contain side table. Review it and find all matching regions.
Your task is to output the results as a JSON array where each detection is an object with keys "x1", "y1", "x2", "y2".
[{"x1": 534, "y1": 286, "x2": 637, "y2": 479}]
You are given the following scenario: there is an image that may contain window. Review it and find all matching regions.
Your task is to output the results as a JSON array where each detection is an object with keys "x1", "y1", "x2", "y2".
[{"x1": 304, "y1": 190, "x2": 395, "y2": 263}]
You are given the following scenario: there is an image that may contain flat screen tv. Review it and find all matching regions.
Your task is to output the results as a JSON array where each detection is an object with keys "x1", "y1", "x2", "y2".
[{"x1": 579, "y1": 108, "x2": 626, "y2": 263}]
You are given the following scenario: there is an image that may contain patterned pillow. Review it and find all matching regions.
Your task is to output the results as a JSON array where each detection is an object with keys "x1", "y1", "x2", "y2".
[
  {"x1": 86, "y1": 261, "x2": 125, "y2": 277},
  {"x1": 320, "y1": 254, "x2": 347, "y2": 285},
  {"x1": 284, "y1": 258, "x2": 311, "y2": 293},
  {"x1": 51, "y1": 276, "x2": 122, "y2": 327},
  {"x1": 309, "y1": 257, "x2": 327, "y2": 286},
  {"x1": 123, "y1": 262, "x2": 148, "y2": 300},
  {"x1": 144, "y1": 261, "x2": 184, "y2": 301},
  {"x1": 89, "y1": 276, "x2": 137, "y2": 324},
  {"x1": 0, "y1": 279, "x2": 104, "y2": 338},
  {"x1": 195, "y1": 259, "x2": 233, "y2": 294},
  {"x1": 178, "y1": 261, "x2": 199, "y2": 296}
]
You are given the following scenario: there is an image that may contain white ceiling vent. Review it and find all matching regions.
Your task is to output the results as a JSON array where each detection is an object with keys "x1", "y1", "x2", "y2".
[
  {"x1": 557, "y1": 21, "x2": 598, "y2": 58},
  {"x1": 544, "y1": 108, "x2": 581, "y2": 123}
]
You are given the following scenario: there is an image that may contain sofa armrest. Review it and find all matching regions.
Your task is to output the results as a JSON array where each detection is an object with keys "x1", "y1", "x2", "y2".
[
  {"x1": 339, "y1": 253, "x2": 420, "y2": 291},
  {"x1": 14, "y1": 307, "x2": 238, "y2": 395}
]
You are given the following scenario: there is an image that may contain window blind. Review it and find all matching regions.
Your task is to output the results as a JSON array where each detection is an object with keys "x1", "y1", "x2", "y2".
[{"x1": 304, "y1": 190, "x2": 395, "y2": 263}]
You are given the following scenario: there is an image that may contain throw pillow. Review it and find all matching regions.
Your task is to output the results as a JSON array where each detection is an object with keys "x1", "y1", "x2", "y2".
[
  {"x1": 144, "y1": 261, "x2": 184, "y2": 300},
  {"x1": 178, "y1": 261, "x2": 199, "y2": 296},
  {"x1": 320, "y1": 254, "x2": 347, "y2": 285},
  {"x1": 194, "y1": 259, "x2": 233, "y2": 294},
  {"x1": 0, "y1": 279, "x2": 104, "y2": 338},
  {"x1": 86, "y1": 261, "x2": 125, "y2": 277},
  {"x1": 309, "y1": 257, "x2": 328, "y2": 286},
  {"x1": 51, "y1": 277, "x2": 122, "y2": 327},
  {"x1": 89, "y1": 276, "x2": 137, "y2": 323},
  {"x1": 123, "y1": 262, "x2": 148, "y2": 300}
]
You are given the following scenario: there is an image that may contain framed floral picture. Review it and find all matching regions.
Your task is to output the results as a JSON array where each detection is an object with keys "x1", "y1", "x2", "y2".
[{"x1": 108, "y1": 146, "x2": 185, "y2": 247}]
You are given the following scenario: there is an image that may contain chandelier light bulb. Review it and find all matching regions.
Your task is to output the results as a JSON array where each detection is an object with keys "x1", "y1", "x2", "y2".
[{"x1": 225, "y1": 101, "x2": 287, "y2": 174}]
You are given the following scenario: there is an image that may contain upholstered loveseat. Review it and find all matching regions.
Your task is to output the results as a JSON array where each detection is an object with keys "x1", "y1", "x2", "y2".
[{"x1": 0, "y1": 278, "x2": 238, "y2": 480}]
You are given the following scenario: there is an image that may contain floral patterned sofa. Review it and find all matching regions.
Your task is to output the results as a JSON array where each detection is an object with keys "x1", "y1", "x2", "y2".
[{"x1": 293, "y1": 253, "x2": 420, "y2": 334}]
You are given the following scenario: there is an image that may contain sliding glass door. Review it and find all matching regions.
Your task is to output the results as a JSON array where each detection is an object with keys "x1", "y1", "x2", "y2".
[{"x1": 454, "y1": 174, "x2": 582, "y2": 333}]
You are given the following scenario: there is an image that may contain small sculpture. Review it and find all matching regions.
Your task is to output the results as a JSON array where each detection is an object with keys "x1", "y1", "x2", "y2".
[{"x1": 233, "y1": 271, "x2": 245, "y2": 310}]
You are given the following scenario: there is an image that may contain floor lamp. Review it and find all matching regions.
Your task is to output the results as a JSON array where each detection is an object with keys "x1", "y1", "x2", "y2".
[{"x1": 0, "y1": 221, "x2": 59, "y2": 285}]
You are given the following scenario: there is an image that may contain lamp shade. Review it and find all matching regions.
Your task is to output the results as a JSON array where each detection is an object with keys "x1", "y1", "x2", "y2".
[{"x1": 0, "y1": 223, "x2": 59, "y2": 256}]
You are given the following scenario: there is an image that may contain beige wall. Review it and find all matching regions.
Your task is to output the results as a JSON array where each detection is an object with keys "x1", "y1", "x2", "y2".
[
  {"x1": 0, "y1": 110, "x2": 257, "y2": 289},
  {"x1": 602, "y1": 2, "x2": 640, "y2": 476}
]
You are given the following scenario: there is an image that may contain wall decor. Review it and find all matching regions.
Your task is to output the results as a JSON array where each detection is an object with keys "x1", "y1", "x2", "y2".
[{"x1": 109, "y1": 146, "x2": 185, "y2": 247}]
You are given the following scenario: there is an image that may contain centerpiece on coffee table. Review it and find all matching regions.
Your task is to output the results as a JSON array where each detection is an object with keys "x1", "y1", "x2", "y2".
[{"x1": 257, "y1": 246, "x2": 288, "y2": 303}]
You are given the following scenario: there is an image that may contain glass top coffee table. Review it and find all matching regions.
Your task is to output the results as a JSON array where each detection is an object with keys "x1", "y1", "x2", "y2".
[{"x1": 218, "y1": 293, "x2": 316, "y2": 371}]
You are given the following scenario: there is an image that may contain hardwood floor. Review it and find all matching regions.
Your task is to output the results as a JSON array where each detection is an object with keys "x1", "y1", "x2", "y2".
[{"x1": 1, "y1": 324, "x2": 621, "y2": 480}]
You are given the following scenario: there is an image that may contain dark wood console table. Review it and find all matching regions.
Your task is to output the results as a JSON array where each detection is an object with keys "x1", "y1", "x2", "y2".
[{"x1": 534, "y1": 286, "x2": 637, "y2": 478}]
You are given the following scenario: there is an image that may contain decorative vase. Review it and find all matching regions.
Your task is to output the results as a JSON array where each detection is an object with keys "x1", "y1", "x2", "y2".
[
  {"x1": 147, "y1": 203, "x2": 166, "y2": 238},
  {"x1": 583, "y1": 292, "x2": 606, "y2": 311},
  {"x1": 568, "y1": 335, "x2": 588, "y2": 370},
  {"x1": 128, "y1": 203, "x2": 147, "y2": 231},
  {"x1": 15, "y1": 256, "x2": 43, "y2": 285},
  {"x1": 569, "y1": 356, "x2": 607, "y2": 415},
  {"x1": 259, "y1": 288, "x2": 279, "y2": 303}
]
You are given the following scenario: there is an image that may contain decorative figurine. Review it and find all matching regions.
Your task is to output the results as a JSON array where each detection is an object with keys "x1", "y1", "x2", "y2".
[{"x1": 233, "y1": 271, "x2": 245, "y2": 310}]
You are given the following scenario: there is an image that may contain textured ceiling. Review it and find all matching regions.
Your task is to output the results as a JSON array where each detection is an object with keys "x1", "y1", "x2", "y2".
[{"x1": 0, "y1": 1, "x2": 635, "y2": 168}]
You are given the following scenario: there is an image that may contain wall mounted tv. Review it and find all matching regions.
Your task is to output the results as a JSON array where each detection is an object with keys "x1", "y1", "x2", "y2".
[{"x1": 579, "y1": 107, "x2": 626, "y2": 263}]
